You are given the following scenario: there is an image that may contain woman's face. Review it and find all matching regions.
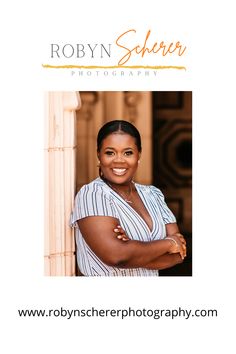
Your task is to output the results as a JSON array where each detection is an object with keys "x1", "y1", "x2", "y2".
[{"x1": 98, "y1": 132, "x2": 141, "y2": 185}]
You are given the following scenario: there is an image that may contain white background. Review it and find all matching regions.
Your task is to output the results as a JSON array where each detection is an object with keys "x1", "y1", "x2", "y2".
[{"x1": 1, "y1": 1, "x2": 235, "y2": 353}]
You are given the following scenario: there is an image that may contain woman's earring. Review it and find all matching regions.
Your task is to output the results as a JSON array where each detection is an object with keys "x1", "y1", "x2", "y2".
[
  {"x1": 97, "y1": 161, "x2": 101, "y2": 167},
  {"x1": 138, "y1": 160, "x2": 140, "y2": 164}
]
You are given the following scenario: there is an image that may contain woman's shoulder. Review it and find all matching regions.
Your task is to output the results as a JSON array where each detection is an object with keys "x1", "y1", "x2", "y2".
[
  {"x1": 76, "y1": 178, "x2": 110, "y2": 198},
  {"x1": 135, "y1": 182, "x2": 166, "y2": 200},
  {"x1": 79, "y1": 177, "x2": 103, "y2": 189},
  {"x1": 72, "y1": 178, "x2": 119, "y2": 220},
  {"x1": 135, "y1": 182, "x2": 162, "y2": 194}
]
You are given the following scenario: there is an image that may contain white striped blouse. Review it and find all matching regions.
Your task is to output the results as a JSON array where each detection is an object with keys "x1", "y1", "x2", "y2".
[{"x1": 70, "y1": 177, "x2": 176, "y2": 276}]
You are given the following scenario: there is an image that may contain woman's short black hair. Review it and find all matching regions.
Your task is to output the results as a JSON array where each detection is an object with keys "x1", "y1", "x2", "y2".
[{"x1": 97, "y1": 120, "x2": 142, "y2": 152}]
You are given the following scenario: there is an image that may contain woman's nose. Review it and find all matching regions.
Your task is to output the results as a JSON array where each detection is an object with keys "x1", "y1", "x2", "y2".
[{"x1": 113, "y1": 154, "x2": 125, "y2": 162}]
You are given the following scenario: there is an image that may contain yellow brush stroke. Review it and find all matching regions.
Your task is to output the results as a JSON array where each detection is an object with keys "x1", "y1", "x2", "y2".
[{"x1": 42, "y1": 64, "x2": 186, "y2": 70}]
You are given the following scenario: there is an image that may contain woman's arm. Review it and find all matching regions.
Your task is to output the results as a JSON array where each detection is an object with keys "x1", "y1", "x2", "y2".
[
  {"x1": 143, "y1": 253, "x2": 183, "y2": 270},
  {"x1": 113, "y1": 224, "x2": 186, "y2": 270},
  {"x1": 78, "y1": 216, "x2": 185, "y2": 269}
]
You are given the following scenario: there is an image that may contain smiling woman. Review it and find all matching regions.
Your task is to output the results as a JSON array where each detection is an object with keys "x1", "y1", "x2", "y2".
[{"x1": 70, "y1": 120, "x2": 186, "y2": 276}]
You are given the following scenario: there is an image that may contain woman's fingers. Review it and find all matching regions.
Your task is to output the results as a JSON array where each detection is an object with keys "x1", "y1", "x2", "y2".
[
  {"x1": 116, "y1": 234, "x2": 129, "y2": 241},
  {"x1": 174, "y1": 233, "x2": 186, "y2": 245},
  {"x1": 167, "y1": 235, "x2": 187, "y2": 259},
  {"x1": 180, "y1": 243, "x2": 187, "y2": 259},
  {"x1": 114, "y1": 225, "x2": 129, "y2": 241}
]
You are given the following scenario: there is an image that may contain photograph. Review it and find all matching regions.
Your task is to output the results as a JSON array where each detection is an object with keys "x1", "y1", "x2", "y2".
[{"x1": 44, "y1": 91, "x2": 192, "y2": 276}]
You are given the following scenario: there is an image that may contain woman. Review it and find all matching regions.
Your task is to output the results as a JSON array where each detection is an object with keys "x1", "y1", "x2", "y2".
[{"x1": 71, "y1": 120, "x2": 186, "y2": 276}]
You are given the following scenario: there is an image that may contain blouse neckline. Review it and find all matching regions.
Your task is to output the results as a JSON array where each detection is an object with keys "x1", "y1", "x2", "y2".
[{"x1": 97, "y1": 177, "x2": 154, "y2": 234}]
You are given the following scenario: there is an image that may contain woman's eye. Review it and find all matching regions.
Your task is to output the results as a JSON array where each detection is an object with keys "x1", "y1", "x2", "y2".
[
  {"x1": 125, "y1": 151, "x2": 133, "y2": 156},
  {"x1": 105, "y1": 151, "x2": 114, "y2": 155}
]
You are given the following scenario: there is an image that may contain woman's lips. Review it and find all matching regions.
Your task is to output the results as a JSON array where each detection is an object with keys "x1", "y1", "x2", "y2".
[{"x1": 112, "y1": 168, "x2": 127, "y2": 176}]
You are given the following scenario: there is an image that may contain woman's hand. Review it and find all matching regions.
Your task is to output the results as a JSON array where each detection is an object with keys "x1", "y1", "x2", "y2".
[
  {"x1": 113, "y1": 225, "x2": 186, "y2": 262},
  {"x1": 113, "y1": 225, "x2": 129, "y2": 241},
  {"x1": 114, "y1": 227, "x2": 186, "y2": 259},
  {"x1": 165, "y1": 234, "x2": 187, "y2": 260}
]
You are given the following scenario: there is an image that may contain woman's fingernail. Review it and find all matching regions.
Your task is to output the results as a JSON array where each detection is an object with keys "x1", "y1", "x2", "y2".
[
  {"x1": 117, "y1": 225, "x2": 121, "y2": 228},
  {"x1": 114, "y1": 229, "x2": 119, "y2": 232},
  {"x1": 117, "y1": 235, "x2": 122, "y2": 239}
]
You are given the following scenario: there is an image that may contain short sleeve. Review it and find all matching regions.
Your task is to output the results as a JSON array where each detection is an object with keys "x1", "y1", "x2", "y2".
[
  {"x1": 150, "y1": 185, "x2": 176, "y2": 224},
  {"x1": 70, "y1": 182, "x2": 119, "y2": 227}
]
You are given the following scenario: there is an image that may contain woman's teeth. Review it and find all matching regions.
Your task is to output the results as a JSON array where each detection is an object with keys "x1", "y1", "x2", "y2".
[{"x1": 112, "y1": 168, "x2": 127, "y2": 176}]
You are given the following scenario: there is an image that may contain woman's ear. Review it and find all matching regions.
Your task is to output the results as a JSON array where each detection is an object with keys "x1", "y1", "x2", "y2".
[{"x1": 97, "y1": 153, "x2": 101, "y2": 167}]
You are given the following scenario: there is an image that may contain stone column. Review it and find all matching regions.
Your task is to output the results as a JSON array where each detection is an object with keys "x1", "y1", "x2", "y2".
[
  {"x1": 76, "y1": 92, "x2": 103, "y2": 190},
  {"x1": 44, "y1": 92, "x2": 81, "y2": 276}
]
